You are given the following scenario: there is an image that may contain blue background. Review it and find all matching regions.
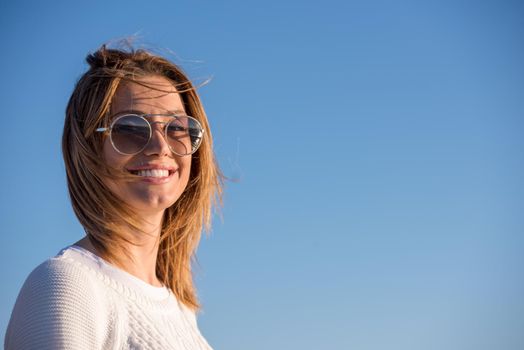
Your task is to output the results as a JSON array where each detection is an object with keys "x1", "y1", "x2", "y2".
[{"x1": 1, "y1": 0, "x2": 523, "y2": 349}]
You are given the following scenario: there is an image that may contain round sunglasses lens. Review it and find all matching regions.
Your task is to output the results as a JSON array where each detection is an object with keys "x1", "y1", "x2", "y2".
[
  {"x1": 111, "y1": 115, "x2": 150, "y2": 154},
  {"x1": 166, "y1": 117, "x2": 204, "y2": 155}
]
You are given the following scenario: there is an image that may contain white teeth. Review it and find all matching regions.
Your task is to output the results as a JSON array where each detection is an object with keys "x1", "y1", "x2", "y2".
[{"x1": 136, "y1": 169, "x2": 169, "y2": 178}]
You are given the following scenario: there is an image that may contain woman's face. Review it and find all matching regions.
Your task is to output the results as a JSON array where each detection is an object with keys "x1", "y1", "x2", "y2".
[{"x1": 103, "y1": 75, "x2": 192, "y2": 216}]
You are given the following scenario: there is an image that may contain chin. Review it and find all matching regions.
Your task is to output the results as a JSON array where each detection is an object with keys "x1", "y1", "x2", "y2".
[
  {"x1": 132, "y1": 193, "x2": 180, "y2": 212},
  {"x1": 115, "y1": 184, "x2": 182, "y2": 215},
  {"x1": 105, "y1": 173, "x2": 188, "y2": 217}
]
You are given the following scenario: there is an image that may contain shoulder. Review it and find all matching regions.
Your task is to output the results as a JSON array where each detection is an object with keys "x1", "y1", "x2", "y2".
[
  {"x1": 13, "y1": 251, "x2": 107, "y2": 309},
  {"x1": 179, "y1": 300, "x2": 199, "y2": 326},
  {"x1": 5, "y1": 250, "x2": 114, "y2": 349}
]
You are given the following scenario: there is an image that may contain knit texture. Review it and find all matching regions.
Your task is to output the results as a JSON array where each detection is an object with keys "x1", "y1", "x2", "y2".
[{"x1": 5, "y1": 246, "x2": 213, "y2": 350}]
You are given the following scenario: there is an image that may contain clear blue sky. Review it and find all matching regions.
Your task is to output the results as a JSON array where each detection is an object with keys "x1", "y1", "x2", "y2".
[{"x1": 1, "y1": 0, "x2": 523, "y2": 349}]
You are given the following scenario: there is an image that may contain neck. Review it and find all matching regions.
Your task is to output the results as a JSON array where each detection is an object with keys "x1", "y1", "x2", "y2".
[
  {"x1": 119, "y1": 210, "x2": 164, "y2": 286},
  {"x1": 76, "y1": 210, "x2": 165, "y2": 287}
]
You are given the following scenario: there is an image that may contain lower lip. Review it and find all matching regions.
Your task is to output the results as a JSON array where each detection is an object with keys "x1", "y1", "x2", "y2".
[{"x1": 136, "y1": 171, "x2": 176, "y2": 184}]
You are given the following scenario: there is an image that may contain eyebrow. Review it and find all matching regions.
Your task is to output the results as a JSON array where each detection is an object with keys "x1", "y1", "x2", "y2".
[
  {"x1": 167, "y1": 109, "x2": 187, "y2": 115},
  {"x1": 112, "y1": 109, "x2": 187, "y2": 116}
]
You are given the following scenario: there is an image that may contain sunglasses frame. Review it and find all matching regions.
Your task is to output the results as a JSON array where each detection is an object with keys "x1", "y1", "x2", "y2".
[{"x1": 96, "y1": 113, "x2": 205, "y2": 156}]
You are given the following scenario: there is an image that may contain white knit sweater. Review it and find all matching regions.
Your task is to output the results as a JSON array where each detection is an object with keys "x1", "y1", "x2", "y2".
[{"x1": 5, "y1": 245, "x2": 213, "y2": 350}]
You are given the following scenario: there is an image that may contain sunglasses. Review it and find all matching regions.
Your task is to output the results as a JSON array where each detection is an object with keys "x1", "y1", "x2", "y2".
[{"x1": 96, "y1": 113, "x2": 205, "y2": 156}]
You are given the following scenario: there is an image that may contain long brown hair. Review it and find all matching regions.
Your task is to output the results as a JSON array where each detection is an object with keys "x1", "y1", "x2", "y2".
[{"x1": 62, "y1": 44, "x2": 222, "y2": 311}]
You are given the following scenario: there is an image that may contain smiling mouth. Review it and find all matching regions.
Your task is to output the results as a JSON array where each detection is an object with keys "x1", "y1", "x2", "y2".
[{"x1": 128, "y1": 169, "x2": 174, "y2": 178}]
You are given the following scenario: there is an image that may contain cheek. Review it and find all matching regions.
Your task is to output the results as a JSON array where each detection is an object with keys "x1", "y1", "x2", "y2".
[
  {"x1": 100, "y1": 139, "x2": 131, "y2": 201},
  {"x1": 178, "y1": 156, "x2": 192, "y2": 191},
  {"x1": 102, "y1": 138, "x2": 126, "y2": 169}
]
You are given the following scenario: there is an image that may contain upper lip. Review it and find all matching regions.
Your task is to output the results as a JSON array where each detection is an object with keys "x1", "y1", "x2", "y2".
[{"x1": 126, "y1": 163, "x2": 177, "y2": 172}]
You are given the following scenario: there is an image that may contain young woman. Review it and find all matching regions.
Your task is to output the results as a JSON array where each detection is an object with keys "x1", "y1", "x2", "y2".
[{"x1": 5, "y1": 45, "x2": 222, "y2": 349}]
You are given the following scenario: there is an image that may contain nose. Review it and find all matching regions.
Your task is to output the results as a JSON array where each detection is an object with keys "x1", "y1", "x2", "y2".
[{"x1": 143, "y1": 126, "x2": 172, "y2": 157}]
